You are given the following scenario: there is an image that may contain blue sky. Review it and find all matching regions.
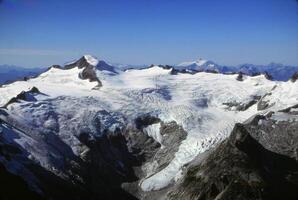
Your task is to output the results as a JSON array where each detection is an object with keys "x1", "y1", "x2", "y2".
[{"x1": 0, "y1": 0, "x2": 297, "y2": 67}]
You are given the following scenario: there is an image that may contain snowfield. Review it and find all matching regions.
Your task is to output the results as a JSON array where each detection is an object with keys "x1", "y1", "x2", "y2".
[{"x1": 0, "y1": 56, "x2": 297, "y2": 191}]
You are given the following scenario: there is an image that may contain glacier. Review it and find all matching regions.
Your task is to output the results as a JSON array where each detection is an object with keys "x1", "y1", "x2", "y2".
[{"x1": 0, "y1": 55, "x2": 297, "y2": 192}]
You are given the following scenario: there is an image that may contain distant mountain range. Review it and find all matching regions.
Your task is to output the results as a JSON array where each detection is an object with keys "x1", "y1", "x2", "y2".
[
  {"x1": 0, "y1": 65, "x2": 45, "y2": 85},
  {"x1": 175, "y1": 58, "x2": 298, "y2": 81},
  {"x1": 1, "y1": 58, "x2": 298, "y2": 85}
]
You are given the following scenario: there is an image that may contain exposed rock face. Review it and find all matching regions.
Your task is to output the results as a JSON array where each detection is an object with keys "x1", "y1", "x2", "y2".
[
  {"x1": 257, "y1": 93, "x2": 272, "y2": 111},
  {"x1": 64, "y1": 56, "x2": 103, "y2": 87},
  {"x1": 236, "y1": 72, "x2": 243, "y2": 81},
  {"x1": 79, "y1": 66, "x2": 102, "y2": 85},
  {"x1": 135, "y1": 115, "x2": 161, "y2": 129},
  {"x1": 0, "y1": 163, "x2": 44, "y2": 200},
  {"x1": 290, "y1": 72, "x2": 298, "y2": 82},
  {"x1": 1, "y1": 105, "x2": 297, "y2": 200},
  {"x1": 64, "y1": 56, "x2": 94, "y2": 70},
  {"x1": 64, "y1": 56, "x2": 122, "y2": 87},
  {"x1": 0, "y1": 117, "x2": 138, "y2": 200},
  {"x1": 279, "y1": 104, "x2": 298, "y2": 115},
  {"x1": 0, "y1": 111, "x2": 187, "y2": 200},
  {"x1": 166, "y1": 111, "x2": 298, "y2": 200},
  {"x1": 264, "y1": 71, "x2": 273, "y2": 80},
  {"x1": 64, "y1": 56, "x2": 117, "y2": 73},
  {"x1": 223, "y1": 96, "x2": 261, "y2": 111},
  {"x1": 3, "y1": 87, "x2": 41, "y2": 108},
  {"x1": 123, "y1": 118, "x2": 187, "y2": 199}
]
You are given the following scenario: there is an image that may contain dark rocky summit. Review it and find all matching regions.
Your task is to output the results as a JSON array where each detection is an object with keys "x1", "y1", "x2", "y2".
[{"x1": 64, "y1": 56, "x2": 104, "y2": 87}]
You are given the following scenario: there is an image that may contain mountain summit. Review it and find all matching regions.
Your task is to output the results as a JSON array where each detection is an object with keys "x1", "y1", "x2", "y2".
[
  {"x1": 176, "y1": 58, "x2": 219, "y2": 72},
  {"x1": 64, "y1": 55, "x2": 117, "y2": 73}
]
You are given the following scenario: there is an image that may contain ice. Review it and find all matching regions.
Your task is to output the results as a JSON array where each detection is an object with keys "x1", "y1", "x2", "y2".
[{"x1": 143, "y1": 123, "x2": 162, "y2": 144}]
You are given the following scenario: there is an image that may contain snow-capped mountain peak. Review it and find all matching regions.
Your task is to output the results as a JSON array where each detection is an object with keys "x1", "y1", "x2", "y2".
[
  {"x1": 64, "y1": 55, "x2": 117, "y2": 74},
  {"x1": 177, "y1": 58, "x2": 207, "y2": 67},
  {"x1": 195, "y1": 58, "x2": 208, "y2": 65},
  {"x1": 83, "y1": 55, "x2": 99, "y2": 66},
  {"x1": 176, "y1": 58, "x2": 218, "y2": 71}
]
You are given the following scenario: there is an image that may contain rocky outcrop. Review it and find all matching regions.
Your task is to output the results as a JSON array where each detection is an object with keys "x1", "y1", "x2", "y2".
[
  {"x1": 279, "y1": 104, "x2": 298, "y2": 114},
  {"x1": 223, "y1": 96, "x2": 261, "y2": 111},
  {"x1": 264, "y1": 71, "x2": 273, "y2": 80},
  {"x1": 3, "y1": 87, "x2": 42, "y2": 108},
  {"x1": 236, "y1": 72, "x2": 243, "y2": 81},
  {"x1": 123, "y1": 118, "x2": 188, "y2": 199},
  {"x1": 257, "y1": 92, "x2": 274, "y2": 111},
  {"x1": 127, "y1": 115, "x2": 187, "y2": 178},
  {"x1": 64, "y1": 56, "x2": 117, "y2": 73},
  {"x1": 166, "y1": 111, "x2": 298, "y2": 200},
  {"x1": 64, "y1": 56, "x2": 111, "y2": 88},
  {"x1": 0, "y1": 116, "x2": 138, "y2": 200},
  {"x1": 290, "y1": 72, "x2": 298, "y2": 82},
  {"x1": 0, "y1": 110, "x2": 187, "y2": 200},
  {"x1": 79, "y1": 66, "x2": 102, "y2": 86},
  {"x1": 64, "y1": 56, "x2": 94, "y2": 70}
]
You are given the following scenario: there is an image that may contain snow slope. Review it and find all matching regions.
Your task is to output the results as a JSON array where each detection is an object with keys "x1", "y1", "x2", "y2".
[
  {"x1": 84, "y1": 55, "x2": 99, "y2": 66},
  {"x1": 0, "y1": 61, "x2": 297, "y2": 192}
]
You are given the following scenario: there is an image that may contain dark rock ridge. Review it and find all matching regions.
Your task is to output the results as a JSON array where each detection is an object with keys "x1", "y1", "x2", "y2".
[
  {"x1": 3, "y1": 87, "x2": 42, "y2": 108},
  {"x1": 279, "y1": 104, "x2": 298, "y2": 114},
  {"x1": 257, "y1": 85, "x2": 277, "y2": 111},
  {"x1": 166, "y1": 111, "x2": 298, "y2": 200},
  {"x1": 45, "y1": 56, "x2": 117, "y2": 88},
  {"x1": 64, "y1": 56, "x2": 106, "y2": 87},
  {"x1": 290, "y1": 72, "x2": 298, "y2": 82},
  {"x1": 264, "y1": 71, "x2": 273, "y2": 80},
  {"x1": 223, "y1": 95, "x2": 261, "y2": 111},
  {"x1": 64, "y1": 56, "x2": 117, "y2": 73}
]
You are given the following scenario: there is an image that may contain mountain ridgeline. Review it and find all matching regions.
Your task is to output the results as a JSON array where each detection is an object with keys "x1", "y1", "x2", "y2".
[{"x1": 1, "y1": 56, "x2": 298, "y2": 86}]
